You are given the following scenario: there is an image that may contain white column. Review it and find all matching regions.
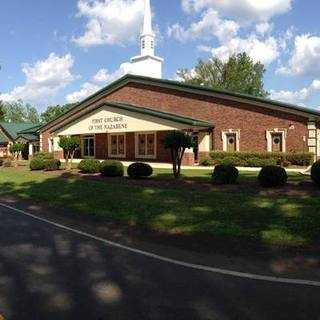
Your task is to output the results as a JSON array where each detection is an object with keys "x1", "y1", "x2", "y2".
[
  {"x1": 307, "y1": 121, "x2": 317, "y2": 161},
  {"x1": 29, "y1": 143, "x2": 33, "y2": 157}
]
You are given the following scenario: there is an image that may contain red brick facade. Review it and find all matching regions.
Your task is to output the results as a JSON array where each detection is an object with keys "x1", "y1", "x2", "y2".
[{"x1": 41, "y1": 80, "x2": 312, "y2": 164}]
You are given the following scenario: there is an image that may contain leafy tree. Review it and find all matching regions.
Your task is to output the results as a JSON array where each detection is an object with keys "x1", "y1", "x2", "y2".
[
  {"x1": 41, "y1": 103, "x2": 75, "y2": 124},
  {"x1": 0, "y1": 101, "x2": 6, "y2": 121},
  {"x1": 164, "y1": 131, "x2": 194, "y2": 179},
  {"x1": 2, "y1": 100, "x2": 40, "y2": 123},
  {"x1": 178, "y1": 52, "x2": 268, "y2": 98},
  {"x1": 9, "y1": 142, "x2": 25, "y2": 160},
  {"x1": 58, "y1": 136, "x2": 80, "y2": 170}
]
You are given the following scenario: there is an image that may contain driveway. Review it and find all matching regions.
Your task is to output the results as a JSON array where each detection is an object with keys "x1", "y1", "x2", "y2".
[{"x1": 0, "y1": 205, "x2": 319, "y2": 320}]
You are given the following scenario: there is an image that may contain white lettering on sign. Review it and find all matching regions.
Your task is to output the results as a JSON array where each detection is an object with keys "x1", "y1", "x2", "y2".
[{"x1": 89, "y1": 116, "x2": 128, "y2": 131}]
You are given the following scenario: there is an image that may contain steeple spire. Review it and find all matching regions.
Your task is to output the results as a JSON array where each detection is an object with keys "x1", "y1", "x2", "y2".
[
  {"x1": 142, "y1": 0, "x2": 154, "y2": 36},
  {"x1": 140, "y1": 0, "x2": 155, "y2": 56}
]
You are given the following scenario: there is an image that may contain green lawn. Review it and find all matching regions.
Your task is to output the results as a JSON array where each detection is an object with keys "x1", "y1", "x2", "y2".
[{"x1": 0, "y1": 166, "x2": 319, "y2": 247}]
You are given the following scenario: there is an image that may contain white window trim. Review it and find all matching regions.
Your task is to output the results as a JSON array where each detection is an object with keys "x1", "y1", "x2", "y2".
[
  {"x1": 266, "y1": 129, "x2": 287, "y2": 152},
  {"x1": 222, "y1": 129, "x2": 240, "y2": 152},
  {"x1": 108, "y1": 133, "x2": 126, "y2": 159},
  {"x1": 135, "y1": 132, "x2": 157, "y2": 160},
  {"x1": 81, "y1": 135, "x2": 95, "y2": 159}
]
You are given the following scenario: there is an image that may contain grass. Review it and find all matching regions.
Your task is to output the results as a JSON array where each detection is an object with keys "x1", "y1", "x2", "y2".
[{"x1": 0, "y1": 166, "x2": 319, "y2": 248}]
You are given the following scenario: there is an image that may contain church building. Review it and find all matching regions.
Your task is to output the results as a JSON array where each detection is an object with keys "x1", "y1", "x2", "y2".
[{"x1": 38, "y1": 0, "x2": 320, "y2": 165}]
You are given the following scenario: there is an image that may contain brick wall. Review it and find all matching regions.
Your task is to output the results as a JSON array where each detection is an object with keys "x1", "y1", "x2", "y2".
[
  {"x1": 105, "y1": 83, "x2": 309, "y2": 153},
  {"x1": 41, "y1": 81, "x2": 310, "y2": 159}
]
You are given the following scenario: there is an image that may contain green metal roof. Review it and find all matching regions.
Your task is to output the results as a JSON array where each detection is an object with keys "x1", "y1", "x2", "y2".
[
  {"x1": 16, "y1": 133, "x2": 39, "y2": 142},
  {"x1": 18, "y1": 124, "x2": 42, "y2": 135},
  {"x1": 53, "y1": 101, "x2": 214, "y2": 133},
  {"x1": 40, "y1": 74, "x2": 320, "y2": 133},
  {"x1": 0, "y1": 122, "x2": 38, "y2": 140}
]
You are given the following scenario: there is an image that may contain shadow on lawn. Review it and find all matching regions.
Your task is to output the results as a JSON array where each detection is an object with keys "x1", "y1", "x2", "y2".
[{"x1": 0, "y1": 173, "x2": 320, "y2": 254}]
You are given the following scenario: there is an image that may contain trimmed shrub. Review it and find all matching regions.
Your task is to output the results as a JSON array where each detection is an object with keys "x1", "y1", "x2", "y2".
[
  {"x1": 45, "y1": 159, "x2": 61, "y2": 171},
  {"x1": 127, "y1": 162, "x2": 153, "y2": 179},
  {"x1": 35, "y1": 152, "x2": 54, "y2": 160},
  {"x1": 78, "y1": 159, "x2": 101, "y2": 174},
  {"x1": 209, "y1": 151, "x2": 313, "y2": 168},
  {"x1": 212, "y1": 165, "x2": 239, "y2": 184},
  {"x1": 100, "y1": 160, "x2": 124, "y2": 177},
  {"x1": 30, "y1": 157, "x2": 46, "y2": 171},
  {"x1": 0, "y1": 159, "x2": 4, "y2": 166},
  {"x1": 246, "y1": 157, "x2": 277, "y2": 167},
  {"x1": 311, "y1": 161, "x2": 320, "y2": 186},
  {"x1": 258, "y1": 165, "x2": 288, "y2": 188}
]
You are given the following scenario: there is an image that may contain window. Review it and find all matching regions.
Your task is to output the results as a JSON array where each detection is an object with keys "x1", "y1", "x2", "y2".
[
  {"x1": 108, "y1": 134, "x2": 126, "y2": 158},
  {"x1": 135, "y1": 132, "x2": 156, "y2": 159},
  {"x1": 33, "y1": 144, "x2": 40, "y2": 155},
  {"x1": 151, "y1": 40, "x2": 154, "y2": 49},
  {"x1": 82, "y1": 136, "x2": 95, "y2": 158},
  {"x1": 266, "y1": 130, "x2": 286, "y2": 152},
  {"x1": 142, "y1": 39, "x2": 145, "y2": 49},
  {"x1": 222, "y1": 130, "x2": 240, "y2": 152}
]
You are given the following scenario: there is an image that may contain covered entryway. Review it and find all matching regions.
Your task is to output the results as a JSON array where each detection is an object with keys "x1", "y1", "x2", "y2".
[{"x1": 49, "y1": 101, "x2": 214, "y2": 166}]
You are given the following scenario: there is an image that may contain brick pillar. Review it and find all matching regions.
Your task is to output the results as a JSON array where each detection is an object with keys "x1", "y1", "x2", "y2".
[{"x1": 182, "y1": 148, "x2": 195, "y2": 166}]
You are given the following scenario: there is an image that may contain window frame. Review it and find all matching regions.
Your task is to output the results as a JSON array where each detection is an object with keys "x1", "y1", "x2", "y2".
[
  {"x1": 135, "y1": 132, "x2": 157, "y2": 160},
  {"x1": 108, "y1": 133, "x2": 126, "y2": 158},
  {"x1": 222, "y1": 130, "x2": 240, "y2": 152},
  {"x1": 81, "y1": 135, "x2": 95, "y2": 159},
  {"x1": 266, "y1": 129, "x2": 286, "y2": 152}
]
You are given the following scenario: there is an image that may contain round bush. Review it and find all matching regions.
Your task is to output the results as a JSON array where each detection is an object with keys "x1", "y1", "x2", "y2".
[
  {"x1": 100, "y1": 160, "x2": 124, "y2": 177},
  {"x1": 311, "y1": 160, "x2": 320, "y2": 186},
  {"x1": 30, "y1": 157, "x2": 46, "y2": 171},
  {"x1": 212, "y1": 165, "x2": 239, "y2": 184},
  {"x1": 0, "y1": 159, "x2": 4, "y2": 166},
  {"x1": 78, "y1": 159, "x2": 101, "y2": 174},
  {"x1": 258, "y1": 165, "x2": 288, "y2": 188},
  {"x1": 45, "y1": 159, "x2": 61, "y2": 171},
  {"x1": 127, "y1": 162, "x2": 153, "y2": 179}
]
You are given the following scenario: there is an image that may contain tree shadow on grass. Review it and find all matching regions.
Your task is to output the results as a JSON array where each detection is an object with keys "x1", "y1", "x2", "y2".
[{"x1": 1, "y1": 176, "x2": 320, "y2": 319}]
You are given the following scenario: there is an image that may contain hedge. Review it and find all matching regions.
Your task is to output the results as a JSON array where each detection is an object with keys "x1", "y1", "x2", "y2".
[
  {"x1": 127, "y1": 162, "x2": 153, "y2": 179},
  {"x1": 212, "y1": 165, "x2": 239, "y2": 184},
  {"x1": 45, "y1": 159, "x2": 61, "y2": 171},
  {"x1": 78, "y1": 159, "x2": 101, "y2": 174},
  {"x1": 100, "y1": 160, "x2": 124, "y2": 177},
  {"x1": 258, "y1": 166, "x2": 288, "y2": 188},
  {"x1": 200, "y1": 151, "x2": 314, "y2": 167}
]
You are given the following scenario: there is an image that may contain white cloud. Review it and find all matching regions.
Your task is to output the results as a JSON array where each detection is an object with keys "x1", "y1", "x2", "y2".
[
  {"x1": 270, "y1": 79, "x2": 320, "y2": 105},
  {"x1": 72, "y1": 0, "x2": 144, "y2": 48},
  {"x1": 0, "y1": 53, "x2": 76, "y2": 104},
  {"x1": 277, "y1": 34, "x2": 320, "y2": 76},
  {"x1": 168, "y1": 9, "x2": 239, "y2": 43},
  {"x1": 211, "y1": 35, "x2": 280, "y2": 65},
  {"x1": 66, "y1": 63, "x2": 131, "y2": 103},
  {"x1": 256, "y1": 22, "x2": 273, "y2": 35},
  {"x1": 181, "y1": 0, "x2": 292, "y2": 22}
]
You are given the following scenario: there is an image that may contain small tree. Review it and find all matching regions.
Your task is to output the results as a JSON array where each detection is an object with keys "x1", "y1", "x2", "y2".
[
  {"x1": 58, "y1": 136, "x2": 80, "y2": 170},
  {"x1": 9, "y1": 142, "x2": 25, "y2": 160},
  {"x1": 164, "y1": 131, "x2": 194, "y2": 178}
]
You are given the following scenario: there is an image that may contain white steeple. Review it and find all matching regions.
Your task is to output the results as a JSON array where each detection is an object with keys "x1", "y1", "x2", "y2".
[
  {"x1": 140, "y1": 0, "x2": 155, "y2": 56},
  {"x1": 129, "y1": 0, "x2": 163, "y2": 78}
]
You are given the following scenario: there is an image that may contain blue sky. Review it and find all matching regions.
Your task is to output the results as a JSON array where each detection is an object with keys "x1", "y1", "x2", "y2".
[{"x1": 1, "y1": 0, "x2": 320, "y2": 111}]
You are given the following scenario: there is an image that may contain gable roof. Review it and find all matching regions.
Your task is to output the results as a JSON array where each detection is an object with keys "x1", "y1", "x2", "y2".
[
  {"x1": 0, "y1": 122, "x2": 38, "y2": 141},
  {"x1": 40, "y1": 74, "x2": 320, "y2": 133},
  {"x1": 52, "y1": 101, "x2": 214, "y2": 133}
]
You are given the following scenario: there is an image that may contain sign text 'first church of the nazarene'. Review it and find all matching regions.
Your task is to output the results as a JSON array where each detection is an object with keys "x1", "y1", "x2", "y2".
[{"x1": 3, "y1": 0, "x2": 320, "y2": 165}]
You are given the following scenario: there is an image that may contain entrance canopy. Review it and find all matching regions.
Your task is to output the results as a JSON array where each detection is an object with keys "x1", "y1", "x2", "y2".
[{"x1": 53, "y1": 102, "x2": 214, "y2": 136}]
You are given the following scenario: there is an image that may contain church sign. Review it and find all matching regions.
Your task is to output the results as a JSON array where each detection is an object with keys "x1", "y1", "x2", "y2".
[{"x1": 89, "y1": 116, "x2": 128, "y2": 132}]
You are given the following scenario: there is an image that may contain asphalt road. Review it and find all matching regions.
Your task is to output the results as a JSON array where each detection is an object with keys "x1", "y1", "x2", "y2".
[{"x1": 0, "y1": 206, "x2": 319, "y2": 320}]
